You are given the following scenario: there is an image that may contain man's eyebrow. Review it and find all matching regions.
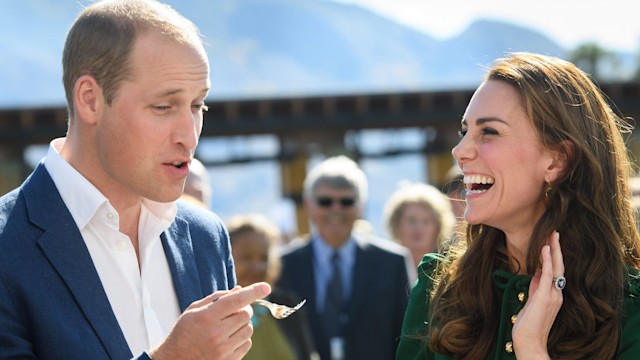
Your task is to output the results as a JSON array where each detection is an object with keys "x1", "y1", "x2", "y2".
[
  {"x1": 153, "y1": 87, "x2": 210, "y2": 98},
  {"x1": 153, "y1": 88, "x2": 182, "y2": 98}
]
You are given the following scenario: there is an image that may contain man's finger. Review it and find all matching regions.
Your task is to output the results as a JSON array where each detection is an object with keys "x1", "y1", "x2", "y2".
[
  {"x1": 187, "y1": 289, "x2": 234, "y2": 310},
  {"x1": 209, "y1": 282, "x2": 271, "y2": 313}
]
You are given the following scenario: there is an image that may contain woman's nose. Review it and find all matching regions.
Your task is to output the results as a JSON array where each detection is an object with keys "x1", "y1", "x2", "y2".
[{"x1": 452, "y1": 134, "x2": 475, "y2": 164}]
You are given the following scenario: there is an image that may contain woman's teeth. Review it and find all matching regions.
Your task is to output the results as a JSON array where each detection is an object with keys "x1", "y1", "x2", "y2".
[{"x1": 464, "y1": 175, "x2": 495, "y2": 193}]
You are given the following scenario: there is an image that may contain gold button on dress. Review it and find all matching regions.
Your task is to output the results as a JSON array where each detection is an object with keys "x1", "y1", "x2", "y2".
[{"x1": 505, "y1": 341, "x2": 513, "y2": 353}]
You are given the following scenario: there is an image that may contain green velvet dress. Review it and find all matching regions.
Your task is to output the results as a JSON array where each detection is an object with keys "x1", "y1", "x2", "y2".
[{"x1": 396, "y1": 254, "x2": 640, "y2": 360}]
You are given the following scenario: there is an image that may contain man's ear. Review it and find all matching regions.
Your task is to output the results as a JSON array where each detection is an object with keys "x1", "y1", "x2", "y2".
[
  {"x1": 73, "y1": 75, "x2": 104, "y2": 125},
  {"x1": 545, "y1": 140, "x2": 572, "y2": 183}
]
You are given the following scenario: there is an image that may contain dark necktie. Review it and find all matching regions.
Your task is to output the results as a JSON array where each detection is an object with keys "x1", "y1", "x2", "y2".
[{"x1": 324, "y1": 251, "x2": 343, "y2": 338}]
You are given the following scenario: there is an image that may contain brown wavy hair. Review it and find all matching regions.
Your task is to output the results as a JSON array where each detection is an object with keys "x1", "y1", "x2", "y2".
[{"x1": 426, "y1": 53, "x2": 640, "y2": 359}]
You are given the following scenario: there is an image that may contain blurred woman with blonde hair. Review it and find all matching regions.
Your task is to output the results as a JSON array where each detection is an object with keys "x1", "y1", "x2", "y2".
[{"x1": 384, "y1": 182, "x2": 456, "y2": 270}]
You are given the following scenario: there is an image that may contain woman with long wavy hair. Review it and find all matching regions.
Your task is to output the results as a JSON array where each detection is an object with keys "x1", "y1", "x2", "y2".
[{"x1": 396, "y1": 52, "x2": 640, "y2": 359}]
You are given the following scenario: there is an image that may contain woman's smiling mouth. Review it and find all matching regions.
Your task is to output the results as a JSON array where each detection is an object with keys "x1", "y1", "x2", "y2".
[{"x1": 464, "y1": 175, "x2": 495, "y2": 194}]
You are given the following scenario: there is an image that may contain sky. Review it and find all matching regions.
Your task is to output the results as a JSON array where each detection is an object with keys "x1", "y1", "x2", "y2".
[{"x1": 333, "y1": 0, "x2": 640, "y2": 53}]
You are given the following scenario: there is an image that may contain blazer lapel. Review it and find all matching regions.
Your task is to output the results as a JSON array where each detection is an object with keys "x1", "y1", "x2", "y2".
[
  {"x1": 161, "y1": 216, "x2": 203, "y2": 311},
  {"x1": 296, "y1": 242, "x2": 317, "y2": 310},
  {"x1": 346, "y1": 237, "x2": 374, "y2": 323},
  {"x1": 25, "y1": 165, "x2": 132, "y2": 359}
]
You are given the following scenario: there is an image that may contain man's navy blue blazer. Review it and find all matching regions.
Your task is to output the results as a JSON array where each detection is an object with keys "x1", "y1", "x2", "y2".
[{"x1": 0, "y1": 164, "x2": 236, "y2": 359}]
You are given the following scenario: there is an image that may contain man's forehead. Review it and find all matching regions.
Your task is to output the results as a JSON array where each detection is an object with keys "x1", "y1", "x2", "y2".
[{"x1": 314, "y1": 185, "x2": 355, "y2": 194}]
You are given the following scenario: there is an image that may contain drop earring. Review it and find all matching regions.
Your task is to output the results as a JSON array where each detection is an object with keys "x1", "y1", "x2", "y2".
[{"x1": 545, "y1": 181, "x2": 553, "y2": 198}]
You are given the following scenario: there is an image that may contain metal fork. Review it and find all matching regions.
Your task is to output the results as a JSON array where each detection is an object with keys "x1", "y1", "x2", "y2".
[{"x1": 253, "y1": 299, "x2": 307, "y2": 319}]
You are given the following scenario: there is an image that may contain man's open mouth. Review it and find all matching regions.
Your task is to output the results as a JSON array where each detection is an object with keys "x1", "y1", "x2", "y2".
[{"x1": 171, "y1": 161, "x2": 187, "y2": 169}]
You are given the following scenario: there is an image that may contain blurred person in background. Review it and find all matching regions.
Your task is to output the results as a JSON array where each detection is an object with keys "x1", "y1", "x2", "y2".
[
  {"x1": 441, "y1": 164, "x2": 465, "y2": 221},
  {"x1": 277, "y1": 155, "x2": 411, "y2": 360},
  {"x1": 181, "y1": 157, "x2": 211, "y2": 208},
  {"x1": 384, "y1": 182, "x2": 456, "y2": 276},
  {"x1": 227, "y1": 213, "x2": 319, "y2": 360}
]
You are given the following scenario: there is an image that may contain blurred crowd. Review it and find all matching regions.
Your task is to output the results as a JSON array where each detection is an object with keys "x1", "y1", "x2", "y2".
[{"x1": 183, "y1": 155, "x2": 465, "y2": 360}]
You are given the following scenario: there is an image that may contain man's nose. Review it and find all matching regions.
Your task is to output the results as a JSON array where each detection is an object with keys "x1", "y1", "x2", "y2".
[{"x1": 174, "y1": 109, "x2": 201, "y2": 150}]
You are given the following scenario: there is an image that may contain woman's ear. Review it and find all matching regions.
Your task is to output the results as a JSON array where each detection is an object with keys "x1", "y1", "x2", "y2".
[
  {"x1": 73, "y1": 74, "x2": 104, "y2": 125},
  {"x1": 545, "y1": 140, "x2": 573, "y2": 183}
]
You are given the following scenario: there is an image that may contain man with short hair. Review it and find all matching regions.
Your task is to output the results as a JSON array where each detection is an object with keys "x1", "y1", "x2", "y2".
[{"x1": 0, "y1": 1, "x2": 269, "y2": 359}]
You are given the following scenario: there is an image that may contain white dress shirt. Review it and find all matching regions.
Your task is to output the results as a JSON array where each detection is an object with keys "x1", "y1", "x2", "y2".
[{"x1": 43, "y1": 138, "x2": 181, "y2": 355}]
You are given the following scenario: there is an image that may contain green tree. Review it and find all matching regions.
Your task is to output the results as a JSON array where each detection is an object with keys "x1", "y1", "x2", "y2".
[{"x1": 570, "y1": 42, "x2": 619, "y2": 82}]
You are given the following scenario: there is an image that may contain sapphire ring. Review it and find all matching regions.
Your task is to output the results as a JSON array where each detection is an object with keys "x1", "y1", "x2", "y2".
[{"x1": 553, "y1": 276, "x2": 566, "y2": 290}]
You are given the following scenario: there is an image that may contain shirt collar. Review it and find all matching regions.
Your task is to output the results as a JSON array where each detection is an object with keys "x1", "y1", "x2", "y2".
[
  {"x1": 312, "y1": 233, "x2": 357, "y2": 266},
  {"x1": 44, "y1": 138, "x2": 109, "y2": 230},
  {"x1": 141, "y1": 198, "x2": 177, "y2": 234}
]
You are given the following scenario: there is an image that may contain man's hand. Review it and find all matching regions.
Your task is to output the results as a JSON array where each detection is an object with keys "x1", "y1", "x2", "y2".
[{"x1": 149, "y1": 282, "x2": 271, "y2": 360}]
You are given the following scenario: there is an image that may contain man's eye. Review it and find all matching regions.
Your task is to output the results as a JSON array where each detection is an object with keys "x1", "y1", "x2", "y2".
[
  {"x1": 457, "y1": 129, "x2": 467, "y2": 138},
  {"x1": 193, "y1": 104, "x2": 209, "y2": 112},
  {"x1": 154, "y1": 105, "x2": 170, "y2": 111}
]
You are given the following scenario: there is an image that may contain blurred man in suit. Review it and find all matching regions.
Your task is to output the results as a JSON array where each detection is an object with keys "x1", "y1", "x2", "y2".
[{"x1": 277, "y1": 155, "x2": 411, "y2": 360}]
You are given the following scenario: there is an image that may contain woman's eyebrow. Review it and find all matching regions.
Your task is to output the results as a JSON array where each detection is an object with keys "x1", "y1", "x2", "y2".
[
  {"x1": 476, "y1": 117, "x2": 507, "y2": 125},
  {"x1": 461, "y1": 117, "x2": 508, "y2": 126}
]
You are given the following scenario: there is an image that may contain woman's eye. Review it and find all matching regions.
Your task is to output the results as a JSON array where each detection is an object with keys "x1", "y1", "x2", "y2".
[{"x1": 482, "y1": 127, "x2": 499, "y2": 135}]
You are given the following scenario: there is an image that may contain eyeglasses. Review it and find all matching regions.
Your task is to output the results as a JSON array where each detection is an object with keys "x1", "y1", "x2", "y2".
[{"x1": 315, "y1": 196, "x2": 356, "y2": 208}]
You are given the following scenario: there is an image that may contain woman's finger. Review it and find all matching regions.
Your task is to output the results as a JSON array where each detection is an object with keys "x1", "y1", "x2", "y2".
[
  {"x1": 539, "y1": 244, "x2": 554, "y2": 291},
  {"x1": 549, "y1": 231, "x2": 564, "y2": 278}
]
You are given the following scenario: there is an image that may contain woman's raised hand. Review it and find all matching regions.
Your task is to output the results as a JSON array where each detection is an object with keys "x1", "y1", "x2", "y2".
[{"x1": 512, "y1": 231, "x2": 564, "y2": 360}]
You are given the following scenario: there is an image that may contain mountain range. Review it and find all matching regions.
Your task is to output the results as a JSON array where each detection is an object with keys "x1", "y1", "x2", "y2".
[{"x1": 0, "y1": 0, "x2": 577, "y2": 109}]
